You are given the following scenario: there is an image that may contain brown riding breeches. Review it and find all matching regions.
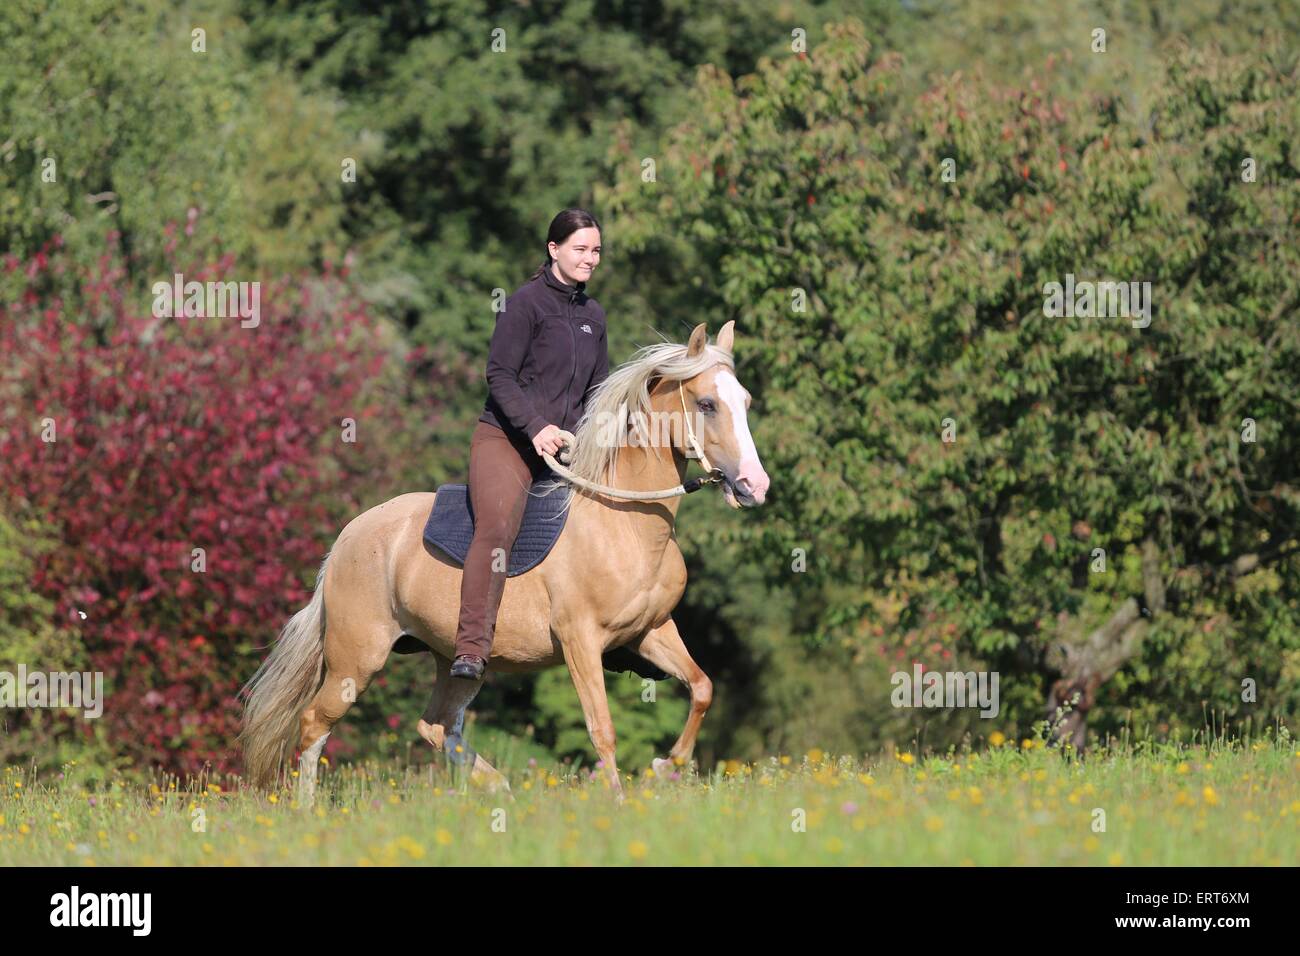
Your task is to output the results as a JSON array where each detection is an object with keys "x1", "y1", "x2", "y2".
[{"x1": 452, "y1": 420, "x2": 550, "y2": 661}]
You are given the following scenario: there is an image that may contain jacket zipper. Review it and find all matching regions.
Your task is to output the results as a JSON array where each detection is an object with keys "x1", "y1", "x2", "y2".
[{"x1": 565, "y1": 295, "x2": 577, "y2": 428}]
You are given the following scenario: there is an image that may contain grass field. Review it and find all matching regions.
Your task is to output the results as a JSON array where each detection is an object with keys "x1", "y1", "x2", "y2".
[{"x1": 2, "y1": 728, "x2": 1297, "y2": 866}]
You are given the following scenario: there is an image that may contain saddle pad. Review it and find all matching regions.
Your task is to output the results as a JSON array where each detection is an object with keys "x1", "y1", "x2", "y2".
[{"x1": 423, "y1": 480, "x2": 571, "y2": 577}]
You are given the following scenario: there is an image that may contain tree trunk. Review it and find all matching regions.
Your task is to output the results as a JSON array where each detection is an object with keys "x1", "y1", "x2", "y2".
[{"x1": 1044, "y1": 537, "x2": 1164, "y2": 750}]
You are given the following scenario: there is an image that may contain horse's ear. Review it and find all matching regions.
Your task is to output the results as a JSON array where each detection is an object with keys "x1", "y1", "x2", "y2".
[
  {"x1": 686, "y1": 323, "x2": 708, "y2": 357},
  {"x1": 716, "y1": 320, "x2": 735, "y2": 354}
]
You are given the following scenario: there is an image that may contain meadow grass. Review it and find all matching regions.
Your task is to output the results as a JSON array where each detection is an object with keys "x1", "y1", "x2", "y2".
[{"x1": 2, "y1": 728, "x2": 1297, "y2": 866}]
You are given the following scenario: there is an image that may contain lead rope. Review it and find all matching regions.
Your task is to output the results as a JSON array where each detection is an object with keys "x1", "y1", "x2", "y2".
[{"x1": 539, "y1": 383, "x2": 726, "y2": 502}]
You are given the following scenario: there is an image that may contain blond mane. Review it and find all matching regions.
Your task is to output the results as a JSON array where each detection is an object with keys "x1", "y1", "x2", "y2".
[{"x1": 531, "y1": 338, "x2": 735, "y2": 513}]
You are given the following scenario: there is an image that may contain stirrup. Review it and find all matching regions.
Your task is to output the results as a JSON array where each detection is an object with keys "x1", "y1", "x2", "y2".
[{"x1": 450, "y1": 654, "x2": 486, "y2": 680}]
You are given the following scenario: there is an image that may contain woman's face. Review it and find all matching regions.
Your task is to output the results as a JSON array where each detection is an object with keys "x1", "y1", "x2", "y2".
[{"x1": 549, "y1": 228, "x2": 602, "y2": 285}]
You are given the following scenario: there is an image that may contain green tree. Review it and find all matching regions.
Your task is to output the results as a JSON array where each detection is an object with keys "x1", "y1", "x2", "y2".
[
  {"x1": 604, "y1": 20, "x2": 1300, "y2": 752},
  {"x1": 0, "y1": 0, "x2": 359, "y2": 283}
]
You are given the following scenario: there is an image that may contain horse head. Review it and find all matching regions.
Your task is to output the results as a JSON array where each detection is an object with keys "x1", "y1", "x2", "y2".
[{"x1": 673, "y1": 321, "x2": 770, "y2": 507}]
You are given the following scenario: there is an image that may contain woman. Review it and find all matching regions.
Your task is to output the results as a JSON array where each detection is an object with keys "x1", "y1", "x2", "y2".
[{"x1": 450, "y1": 208, "x2": 608, "y2": 680}]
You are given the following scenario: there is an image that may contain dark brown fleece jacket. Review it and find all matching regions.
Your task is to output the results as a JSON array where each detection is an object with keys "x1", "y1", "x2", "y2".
[{"x1": 478, "y1": 262, "x2": 609, "y2": 442}]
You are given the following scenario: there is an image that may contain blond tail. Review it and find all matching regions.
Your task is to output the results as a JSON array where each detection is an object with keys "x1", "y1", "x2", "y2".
[{"x1": 238, "y1": 554, "x2": 329, "y2": 789}]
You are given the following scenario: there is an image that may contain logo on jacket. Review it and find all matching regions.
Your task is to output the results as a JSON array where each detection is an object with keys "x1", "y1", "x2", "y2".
[{"x1": 580, "y1": 324, "x2": 593, "y2": 334}]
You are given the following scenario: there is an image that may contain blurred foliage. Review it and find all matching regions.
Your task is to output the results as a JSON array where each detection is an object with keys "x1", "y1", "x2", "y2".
[
  {"x1": 0, "y1": 229, "x2": 422, "y2": 777},
  {"x1": 1, "y1": 0, "x2": 1297, "y2": 773},
  {"x1": 0, "y1": 0, "x2": 356, "y2": 291},
  {"x1": 0, "y1": 513, "x2": 119, "y2": 777},
  {"x1": 531, "y1": 667, "x2": 688, "y2": 770},
  {"x1": 605, "y1": 19, "x2": 1300, "y2": 755}
]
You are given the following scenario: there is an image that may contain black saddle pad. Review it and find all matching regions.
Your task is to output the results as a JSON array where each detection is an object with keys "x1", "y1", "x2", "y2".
[{"x1": 423, "y1": 480, "x2": 570, "y2": 576}]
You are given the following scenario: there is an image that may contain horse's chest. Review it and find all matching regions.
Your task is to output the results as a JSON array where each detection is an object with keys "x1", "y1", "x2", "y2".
[
  {"x1": 605, "y1": 546, "x2": 686, "y2": 636},
  {"x1": 550, "y1": 535, "x2": 685, "y2": 638}
]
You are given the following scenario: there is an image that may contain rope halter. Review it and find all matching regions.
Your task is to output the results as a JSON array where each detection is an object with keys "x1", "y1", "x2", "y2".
[{"x1": 538, "y1": 380, "x2": 727, "y2": 502}]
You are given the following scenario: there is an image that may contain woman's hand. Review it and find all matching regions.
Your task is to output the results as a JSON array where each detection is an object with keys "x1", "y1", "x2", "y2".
[{"x1": 532, "y1": 424, "x2": 565, "y2": 458}]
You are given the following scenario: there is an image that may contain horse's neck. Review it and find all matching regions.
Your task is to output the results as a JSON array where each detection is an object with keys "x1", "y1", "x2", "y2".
[{"x1": 572, "y1": 437, "x2": 687, "y2": 555}]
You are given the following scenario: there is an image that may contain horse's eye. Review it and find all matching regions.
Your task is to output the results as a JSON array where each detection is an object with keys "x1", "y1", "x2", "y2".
[{"x1": 697, "y1": 399, "x2": 715, "y2": 414}]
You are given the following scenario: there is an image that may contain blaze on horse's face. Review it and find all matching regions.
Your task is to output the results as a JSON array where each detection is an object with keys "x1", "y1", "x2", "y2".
[{"x1": 680, "y1": 322, "x2": 770, "y2": 508}]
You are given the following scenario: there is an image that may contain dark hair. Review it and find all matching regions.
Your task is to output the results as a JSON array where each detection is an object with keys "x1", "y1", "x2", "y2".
[{"x1": 530, "y1": 208, "x2": 602, "y2": 280}]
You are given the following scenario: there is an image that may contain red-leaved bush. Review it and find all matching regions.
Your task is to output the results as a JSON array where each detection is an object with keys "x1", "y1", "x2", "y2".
[{"x1": 0, "y1": 224, "x2": 418, "y2": 777}]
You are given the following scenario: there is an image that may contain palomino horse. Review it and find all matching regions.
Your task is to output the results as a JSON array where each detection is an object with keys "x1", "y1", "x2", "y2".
[{"x1": 239, "y1": 321, "x2": 769, "y2": 802}]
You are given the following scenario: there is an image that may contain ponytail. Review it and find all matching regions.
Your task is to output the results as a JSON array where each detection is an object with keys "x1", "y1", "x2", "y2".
[{"x1": 529, "y1": 256, "x2": 551, "y2": 281}]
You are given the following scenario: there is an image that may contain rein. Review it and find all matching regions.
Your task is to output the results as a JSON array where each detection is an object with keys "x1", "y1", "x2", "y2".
[{"x1": 539, "y1": 382, "x2": 727, "y2": 502}]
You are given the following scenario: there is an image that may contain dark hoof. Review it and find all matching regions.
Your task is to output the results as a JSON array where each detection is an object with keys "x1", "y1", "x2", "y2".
[
  {"x1": 445, "y1": 733, "x2": 477, "y2": 767},
  {"x1": 450, "y1": 654, "x2": 486, "y2": 680}
]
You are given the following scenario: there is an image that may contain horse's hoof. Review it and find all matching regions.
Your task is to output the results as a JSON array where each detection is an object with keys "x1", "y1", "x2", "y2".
[
  {"x1": 445, "y1": 733, "x2": 477, "y2": 768},
  {"x1": 473, "y1": 771, "x2": 513, "y2": 796}
]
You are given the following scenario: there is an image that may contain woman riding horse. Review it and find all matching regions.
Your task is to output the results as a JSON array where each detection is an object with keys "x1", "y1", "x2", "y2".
[{"x1": 452, "y1": 209, "x2": 607, "y2": 681}]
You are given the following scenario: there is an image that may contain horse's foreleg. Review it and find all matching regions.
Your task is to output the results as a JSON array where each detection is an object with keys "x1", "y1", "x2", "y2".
[
  {"x1": 560, "y1": 624, "x2": 623, "y2": 797},
  {"x1": 628, "y1": 616, "x2": 712, "y2": 776}
]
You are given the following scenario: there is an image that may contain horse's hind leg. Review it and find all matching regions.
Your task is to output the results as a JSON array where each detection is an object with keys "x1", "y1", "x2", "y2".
[
  {"x1": 416, "y1": 654, "x2": 511, "y2": 794},
  {"x1": 297, "y1": 626, "x2": 390, "y2": 808},
  {"x1": 415, "y1": 654, "x2": 457, "y2": 750}
]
